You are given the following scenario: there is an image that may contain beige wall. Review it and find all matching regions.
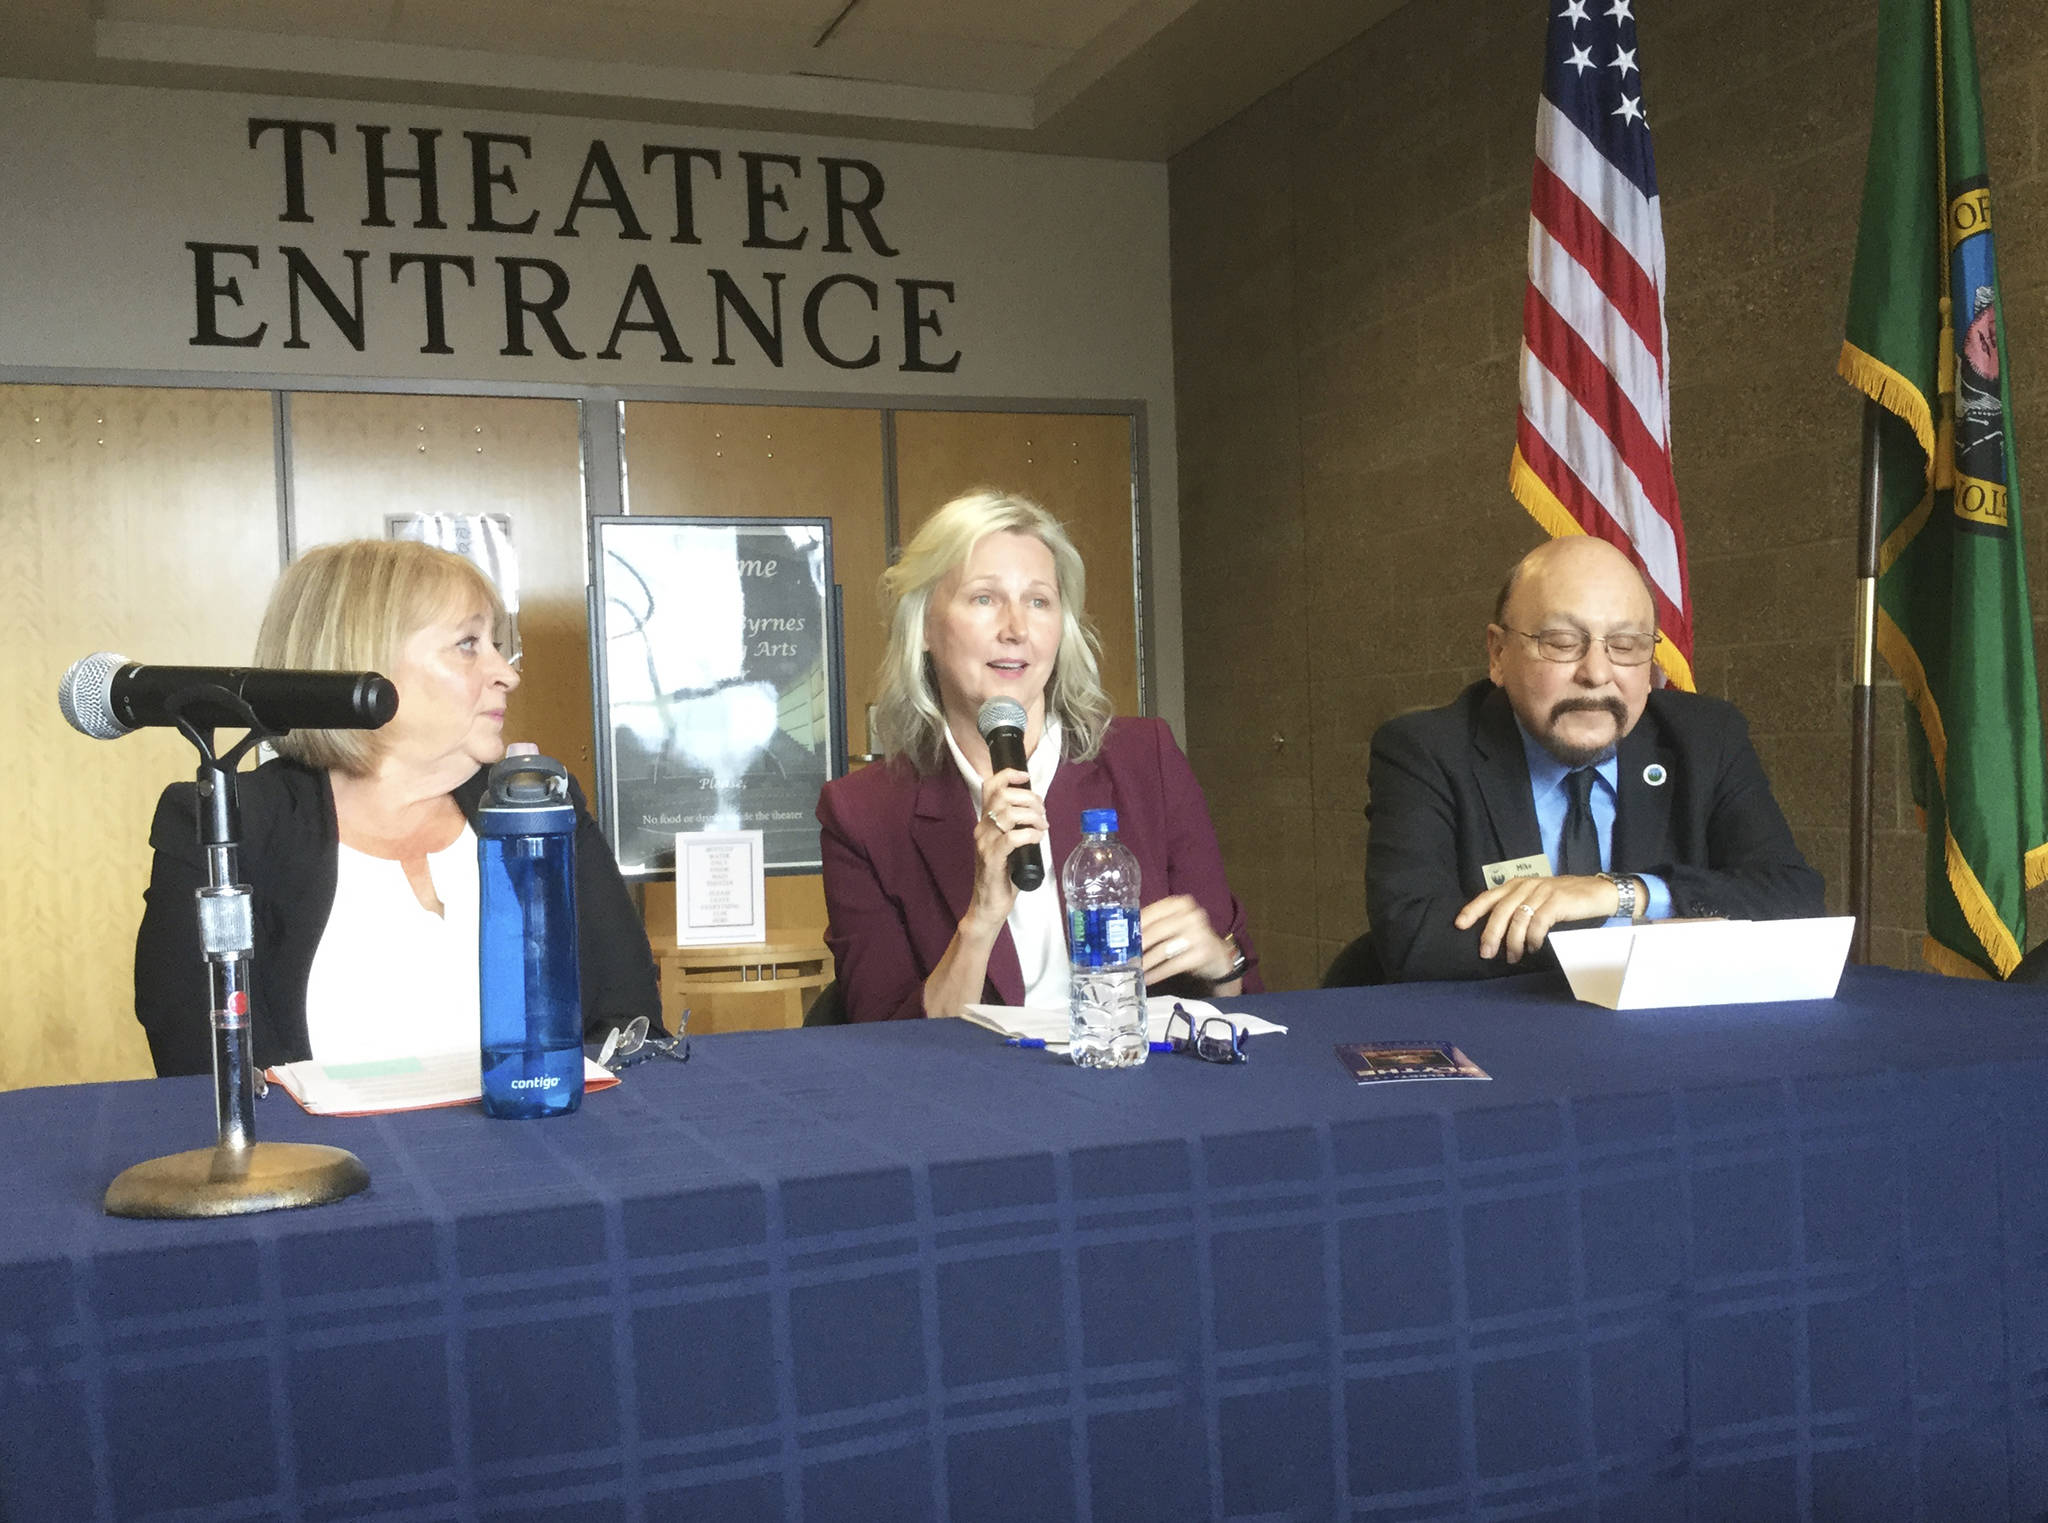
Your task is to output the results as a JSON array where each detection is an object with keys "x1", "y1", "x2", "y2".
[{"x1": 1169, "y1": 0, "x2": 2048, "y2": 991}]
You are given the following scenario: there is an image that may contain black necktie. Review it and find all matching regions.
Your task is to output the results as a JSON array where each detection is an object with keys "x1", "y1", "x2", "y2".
[{"x1": 1559, "y1": 768, "x2": 1601, "y2": 878}]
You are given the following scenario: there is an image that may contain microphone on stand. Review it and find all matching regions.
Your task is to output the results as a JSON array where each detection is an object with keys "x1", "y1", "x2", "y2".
[
  {"x1": 73, "y1": 650, "x2": 383, "y2": 1218},
  {"x1": 976, "y1": 696, "x2": 1045, "y2": 892},
  {"x1": 58, "y1": 653, "x2": 399, "y2": 739}
]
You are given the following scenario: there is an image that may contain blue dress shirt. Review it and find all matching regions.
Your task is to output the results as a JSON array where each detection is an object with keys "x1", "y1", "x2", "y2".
[{"x1": 1515, "y1": 722, "x2": 1673, "y2": 920}]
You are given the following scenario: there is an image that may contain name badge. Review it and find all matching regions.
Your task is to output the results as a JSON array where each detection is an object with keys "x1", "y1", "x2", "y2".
[{"x1": 1481, "y1": 853, "x2": 1552, "y2": 889}]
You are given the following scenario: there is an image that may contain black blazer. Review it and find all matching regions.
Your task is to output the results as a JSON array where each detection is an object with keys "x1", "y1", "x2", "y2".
[
  {"x1": 1366, "y1": 680, "x2": 1827, "y2": 983},
  {"x1": 134, "y1": 759, "x2": 662, "y2": 1076}
]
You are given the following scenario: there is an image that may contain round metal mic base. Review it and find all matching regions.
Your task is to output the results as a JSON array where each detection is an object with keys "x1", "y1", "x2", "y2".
[{"x1": 103, "y1": 1142, "x2": 370, "y2": 1218}]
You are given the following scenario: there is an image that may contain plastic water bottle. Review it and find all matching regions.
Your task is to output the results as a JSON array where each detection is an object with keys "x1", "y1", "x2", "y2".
[
  {"x1": 1063, "y1": 808, "x2": 1146, "y2": 1068},
  {"x1": 477, "y1": 750, "x2": 584, "y2": 1119}
]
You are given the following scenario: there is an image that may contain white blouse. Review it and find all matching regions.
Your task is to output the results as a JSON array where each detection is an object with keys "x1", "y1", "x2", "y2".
[
  {"x1": 303, "y1": 824, "x2": 483, "y2": 1064},
  {"x1": 943, "y1": 718, "x2": 1070, "y2": 1010}
]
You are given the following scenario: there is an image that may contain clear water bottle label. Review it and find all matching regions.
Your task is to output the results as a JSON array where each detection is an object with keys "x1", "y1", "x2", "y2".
[{"x1": 1069, "y1": 905, "x2": 1140, "y2": 968}]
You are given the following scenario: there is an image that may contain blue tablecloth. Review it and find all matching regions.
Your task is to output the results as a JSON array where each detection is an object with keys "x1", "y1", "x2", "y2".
[{"x1": 4, "y1": 966, "x2": 2045, "y2": 1522}]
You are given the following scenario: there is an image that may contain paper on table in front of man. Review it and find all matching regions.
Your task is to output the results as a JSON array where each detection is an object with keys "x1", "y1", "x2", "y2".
[
  {"x1": 962, "y1": 996, "x2": 1288, "y2": 1047},
  {"x1": 265, "y1": 1051, "x2": 618, "y2": 1116},
  {"x1": 1549, "y1": 916, "x2": 1855, "y2": 1009}
]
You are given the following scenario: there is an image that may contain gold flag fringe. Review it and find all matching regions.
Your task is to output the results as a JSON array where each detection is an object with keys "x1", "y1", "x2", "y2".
[
  {"x1": 1943, "y1": 827, "x2": 2024, "y2": 976},
  {"x1": 1838, "y1": 341, "x2": 1935, "y2": 463},
  {"x1": 1878, "y1": 609, "x2": 2032, "y2": 977},
  {"x1": 1921, "y1": 936, "x2": 1995, "y2": 980}
]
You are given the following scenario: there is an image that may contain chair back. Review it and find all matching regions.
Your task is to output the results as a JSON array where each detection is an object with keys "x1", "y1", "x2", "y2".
[
  {"x1": 803, "y1": 979, "x2": 849, "y2": 1026},
  {"x1": 1321, "y1": 932, "x2": 1386, "y2": 989}
]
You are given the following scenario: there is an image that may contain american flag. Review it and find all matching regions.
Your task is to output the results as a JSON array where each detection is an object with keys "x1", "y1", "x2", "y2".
[{"x1": 1510, "y1": 0, "x2": 1694, "y2": 688}]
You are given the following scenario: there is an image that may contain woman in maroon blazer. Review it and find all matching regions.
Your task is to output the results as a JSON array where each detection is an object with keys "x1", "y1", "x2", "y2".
[{"x1": 817, "y1": 490, "x2": 1259, "y2": 1022}]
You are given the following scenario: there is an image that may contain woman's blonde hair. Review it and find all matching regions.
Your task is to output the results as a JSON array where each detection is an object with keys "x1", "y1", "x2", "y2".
[
  {"x1": 872, "y1": 490, "x2": 1112, "y2": 773},
  {"x1": 254, "y1": 538, "x2": 505, "y2": 776}
]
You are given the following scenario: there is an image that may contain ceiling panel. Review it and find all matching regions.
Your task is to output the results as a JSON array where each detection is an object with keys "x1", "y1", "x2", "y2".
[
  {"x1": 844, "y1": 0, "x2": 1180, "y2": 52},
  {"x1": 14, "y1": 0, "x2": 1410, "y2": 160},
  {"x1": 103, "y1": 0, "x2": 1134, "y2": 93}
]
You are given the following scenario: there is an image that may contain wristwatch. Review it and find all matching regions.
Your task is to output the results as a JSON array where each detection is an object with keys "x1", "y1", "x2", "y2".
[
  {"x1": 1214, "y1": 934, "x2": 1249, "y2": 983},
  {"x1": 1599, "y1": 872, "x2": 1643, "y2": 922}
]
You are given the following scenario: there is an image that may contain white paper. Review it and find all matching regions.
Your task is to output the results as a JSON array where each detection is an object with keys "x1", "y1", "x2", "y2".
[
  {"x1": 961, "y1": 995, "x2": 1288, "y2": 1048},
  {"x1": 1549, "y1": 916, "x2": 1855, "y2": 1009},
  {"x1": 265, "y1": 1051, "x2": 615, "y2": 1115},
  {"x1": 675, "y1": 829, "x2": 766, "y2": 946}
]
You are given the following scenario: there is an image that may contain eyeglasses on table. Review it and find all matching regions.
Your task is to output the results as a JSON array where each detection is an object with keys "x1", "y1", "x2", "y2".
[
  {"x1": 598, "y1": 1012, "x2": 690, "y2": 1073},
  {"x1": 1161, "y1": 1003, "x2": 1251, "y2": 1064}
]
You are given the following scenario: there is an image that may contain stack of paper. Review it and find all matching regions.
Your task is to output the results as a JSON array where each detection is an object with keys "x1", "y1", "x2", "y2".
[
  {"x1": 961, "y1": 995, "x2": 1287, "y2": 1049},
  {"x1": 264, "y1": 1052, "x2": 618, "y2": 1116}
]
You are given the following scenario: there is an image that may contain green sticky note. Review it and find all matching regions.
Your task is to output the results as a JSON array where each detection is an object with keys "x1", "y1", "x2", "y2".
[{"x1": 318, "y1": 1057, "x2": 427, "y2": 1080}]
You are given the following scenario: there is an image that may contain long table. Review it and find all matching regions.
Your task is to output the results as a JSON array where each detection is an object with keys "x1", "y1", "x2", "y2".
[{"x1": 5, "y1": 967, "x2": 2046, "y2": 1522}]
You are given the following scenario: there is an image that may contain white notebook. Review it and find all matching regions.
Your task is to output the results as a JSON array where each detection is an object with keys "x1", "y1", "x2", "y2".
[{"x1": 265, "y1": 1051, "x2": 618, "y2": 1116}]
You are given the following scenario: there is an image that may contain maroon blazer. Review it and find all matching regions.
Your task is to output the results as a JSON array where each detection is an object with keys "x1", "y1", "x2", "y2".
[{"x1": 818, "y1": 716, "x2": 1261, "y2": 1022}]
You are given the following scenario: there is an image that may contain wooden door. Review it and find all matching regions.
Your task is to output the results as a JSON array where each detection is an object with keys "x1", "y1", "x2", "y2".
[{"x1": 2, "y1": 384, "x2": 278, "y2": 1089}]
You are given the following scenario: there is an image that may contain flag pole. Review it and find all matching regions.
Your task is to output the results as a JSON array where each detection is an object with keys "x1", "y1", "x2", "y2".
[{"x1": 1849, "y1": 398, "x2": 1882, "y2": 965}]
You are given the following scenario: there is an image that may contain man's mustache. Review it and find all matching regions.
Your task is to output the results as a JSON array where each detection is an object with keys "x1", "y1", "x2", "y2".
[{"x1": 1549, "y1": 696, "x2": 1628, "y2": 726}]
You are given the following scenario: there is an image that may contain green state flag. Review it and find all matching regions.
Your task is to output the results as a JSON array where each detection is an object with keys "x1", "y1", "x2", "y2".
[{"x1": 1840, "y1": 0, "x2": 2048, "y2": 977}]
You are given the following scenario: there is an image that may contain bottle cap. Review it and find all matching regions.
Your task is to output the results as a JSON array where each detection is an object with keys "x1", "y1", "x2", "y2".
[
  {"x1": 505, "y1": 741, "x2": 539, "y2": 757},
  {"x1": 478, "y1": 752, "x2": 575, "y2": 835},
  {"x1": 1080, "y1": 808, "x2": 1119, "y2": 834}
]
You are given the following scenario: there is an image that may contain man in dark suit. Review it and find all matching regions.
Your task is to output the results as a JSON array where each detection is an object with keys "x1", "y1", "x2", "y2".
[{"x1": 1366, "y1": 536, "x2": 1825, "y2": 982}]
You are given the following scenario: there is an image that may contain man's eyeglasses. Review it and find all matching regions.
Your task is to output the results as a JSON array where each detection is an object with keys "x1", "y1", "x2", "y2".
[
  {"x1": 1162, "y1": 1003, "x2": 1250, "y2": 1064},
  {"x1": 598, "y1": 1013, "x2": 690, "y2": 1072},
  {"x1": 1499, "y1": 626, "x2": 1658, "y2": 666}
]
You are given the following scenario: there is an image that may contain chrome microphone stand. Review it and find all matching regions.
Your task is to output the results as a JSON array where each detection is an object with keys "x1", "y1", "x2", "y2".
[{"x1": 104, "y1": 689, "x2": 369, "y2": 1218}]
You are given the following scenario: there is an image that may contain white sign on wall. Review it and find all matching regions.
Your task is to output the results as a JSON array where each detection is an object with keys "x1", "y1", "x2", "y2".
[
  {"x1": 0, "y1": 78, "x2": 1173, "y2": 401},
  {"x1": 676, "y1": 830, "x2": 767, "y2": 947}
]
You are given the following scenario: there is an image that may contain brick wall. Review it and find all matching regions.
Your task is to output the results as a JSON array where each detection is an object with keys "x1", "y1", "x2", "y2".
[{"x1": 1171, "y1": 0, "x2": 2048, "y2": 992}]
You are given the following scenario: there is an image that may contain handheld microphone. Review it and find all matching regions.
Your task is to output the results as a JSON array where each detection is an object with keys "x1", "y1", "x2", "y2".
[
  {"x1": 976, "y1": 696, "x2": 1045, "y2": 892},
  {"x1": 58, "y1": 652, "x2": 400, "y2": 740}
]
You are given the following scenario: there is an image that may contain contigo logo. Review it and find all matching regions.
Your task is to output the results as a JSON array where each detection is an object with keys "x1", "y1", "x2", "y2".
[{"x1": 510, "y1": 1076, "x2": 561, "y2": 1090}]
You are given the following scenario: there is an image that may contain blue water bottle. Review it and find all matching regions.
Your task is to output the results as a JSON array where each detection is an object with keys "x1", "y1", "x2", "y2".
[{"x1": 478, "y1": 750, "x2": 584, "y2": 1119}]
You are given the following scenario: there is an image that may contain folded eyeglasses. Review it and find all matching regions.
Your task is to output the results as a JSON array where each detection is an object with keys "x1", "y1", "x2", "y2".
[
  {"x1": 598, "y1": 1012, "x2": 690, "y2": 1073},
  {"x1": 1162, "y1": 1003, "x2": 1251, "y2": 1064}
]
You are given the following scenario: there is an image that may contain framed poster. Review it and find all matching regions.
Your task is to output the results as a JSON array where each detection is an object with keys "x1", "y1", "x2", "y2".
[{"x1": 590, "y1": 516, "x2": 843, "y2": 878}]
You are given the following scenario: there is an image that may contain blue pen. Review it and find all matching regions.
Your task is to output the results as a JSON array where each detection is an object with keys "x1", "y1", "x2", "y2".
[
  {"x1": 1004, "y1": 1037, "x2": 1049, "y2": 1049},
  {"x1": 1149, "y1": 1041, "x2": 1176, "y2": 1053}
]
